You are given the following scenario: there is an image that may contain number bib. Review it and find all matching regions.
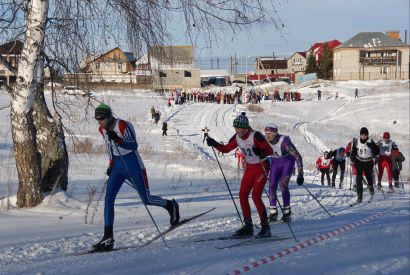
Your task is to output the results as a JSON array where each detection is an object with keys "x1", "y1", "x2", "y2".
[
  {"x1": 380, "y1": 141, "x2": 393, "y2": 157},
  {"x1": 236, "y1": 130, "x2": 260, "y2": 164},
  {"x1": 356, "y1": 140, "x2": 373, "y2": 161},
  {"x1": 269, "y1": 135, "x2": 286, "y2": 158}
]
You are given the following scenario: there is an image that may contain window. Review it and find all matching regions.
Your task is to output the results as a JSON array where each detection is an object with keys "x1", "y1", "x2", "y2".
[
  {"x1": 184, "y1": 70, "x2": 192, "y2": 77},
  {"x1": 380, "y1": 66, "x2": 387, "y2": 74},
  {"x1": 159, "y1": 71, "x2": 167, "y2": 77},
  {"x1": 95, "y1": 63, "x2": 100, "y2": 70}
]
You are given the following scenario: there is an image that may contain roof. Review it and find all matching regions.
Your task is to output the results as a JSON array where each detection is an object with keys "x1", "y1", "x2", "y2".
[
  {"x1": 309, "y1": 40, "x2": 341, "y2": 52},
  {"x1": 0, "y1": 40, "x2": 24, "y2": 55},
  {"x1": 337, "y1": 32, "x2": 408, "y2": 48},
  {"x1": 200, "y1": 70, "x2": 229, "y2": 78},
  {"x1": 257, "y1": 59, "x2": 288, "y2": 70},
  {"x1": 124, "y1": 52, "x2": 136, "y2": 63},
  {"x1": 289, "y1": 52, "x2": 307, "y2": 59}
]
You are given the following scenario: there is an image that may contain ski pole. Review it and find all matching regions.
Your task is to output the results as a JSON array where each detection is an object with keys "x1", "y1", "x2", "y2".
[
  {"x1": 113, "y1": 143, "x2": 169, "y2": 248},
  {"x1": 210, "y1": 146, "x2": 244, "y2": 226},
  {"x1": 259, "y1": 159, "x2": 298, "y2": 242},
  {"x1": 302, "y1": 185, "x2": 334, "y2": 218}
]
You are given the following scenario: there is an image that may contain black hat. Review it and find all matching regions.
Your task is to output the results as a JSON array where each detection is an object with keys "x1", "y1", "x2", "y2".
[{"x1": 360, "y1": 127, "x2": 369, "y2": 135}]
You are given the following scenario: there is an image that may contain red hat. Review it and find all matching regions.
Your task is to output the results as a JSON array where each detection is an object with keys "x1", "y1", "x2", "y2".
[{"x1": 383, "y1": 132, "x2": 390, "y2": 139}]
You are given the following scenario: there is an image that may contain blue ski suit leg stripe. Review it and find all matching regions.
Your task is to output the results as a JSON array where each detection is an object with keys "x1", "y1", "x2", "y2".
[{"x1": 104, "y1": 153, "x2": 167, "y2": 226}]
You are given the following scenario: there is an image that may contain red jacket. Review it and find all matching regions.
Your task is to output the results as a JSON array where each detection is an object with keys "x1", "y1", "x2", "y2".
[{"x1": 316, "y1": 156, "x2": 332, "y2": 169}]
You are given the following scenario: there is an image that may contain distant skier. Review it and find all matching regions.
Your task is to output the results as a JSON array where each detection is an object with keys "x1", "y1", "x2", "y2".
[
  {"x1": 355, "y1": 88, "x2": 359, "y2": 98},
  {"x1": 328, "y1": 147, "x2": 346, "y2": 188},
  {"x1": 316, "y1": 151, "x2": 332, "y2": 186},
  {"x1": 91, "y1": 103, "x2": 180, "y2": 252},
  {"x1": 377, "y1": 132, "x2": 397, "y2": 190},
  {"x1": 391, "y1": 146, "x2": 405, "y2": 188},
  {"x1": 205, "y1": 112, "x2": 273, "y2": 238},
  {"x1": 317, "y1": 89, "x2": 322, "y2": 100},
  {"x1": 350, "y1": 127, "x2": 380, "y2": 204},
  {"x1": 263, "y1": 123, "x2": 304, "y2": 223},
  {"x1": 235, "y1": 148, "x2": 245, "y2": 170},
  {"x1": 162, "y1": 121, "x2": 168, "y2": 136}
]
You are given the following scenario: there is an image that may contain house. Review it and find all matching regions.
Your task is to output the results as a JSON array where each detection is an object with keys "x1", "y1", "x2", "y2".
[
  {"x1": 307, "y1": 40, "x2": 341, "y2": 63},
  {"x1": 145, "y1": 45, "x2": 200, "y2": 90},
  {"x1": 74, "y1": 47, "x2": 138, "y2": 83},
  {"x1": 287, "y1": 52, "x2": 307, "y2": 83},
  {"x1": 333, "y1": 31, "x2": 410, "y2": 80},
  {"x1": 0, "y1": 40, "x2": 23, "y2": 85},
  {"x1": 247, "y1": 57, "x2": 293, "y2": 83}
]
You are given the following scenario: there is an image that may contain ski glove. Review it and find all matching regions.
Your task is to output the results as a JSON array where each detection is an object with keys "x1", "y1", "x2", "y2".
[
  {"x1": 296, "y1": 174, "x2": 304, "y2": 186},
  {"x1": 252, "y1": 145, "x2": 263, "y2": 157},
  {"x1": 107, "y1": 131, "x2": 120, "y2": 143},
  {"x1": 206, "y1": 137, "x2": 218, "y2": 147},
  {"x1": 106, "y1": 165, "x2": 113, "y2": 176}
]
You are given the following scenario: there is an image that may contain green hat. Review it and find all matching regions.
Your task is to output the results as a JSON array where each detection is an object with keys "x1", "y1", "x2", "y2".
[
  {"x1": 233, "y1": 112, "x2": 249, "y2": 129},
  {"x1": 95, "y1": 103, "x2": 112, "y2": 119}
]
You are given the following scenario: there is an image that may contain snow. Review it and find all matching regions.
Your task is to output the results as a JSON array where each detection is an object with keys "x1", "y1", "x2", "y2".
[{"x1": 0, "y1": 80, "x2": 409, "y2": 275}]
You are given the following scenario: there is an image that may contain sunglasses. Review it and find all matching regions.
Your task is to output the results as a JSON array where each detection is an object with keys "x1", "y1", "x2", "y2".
[
  {"x1": 95, "y1": 116, "x2": 106, "y2": 121},
  {"x1": 264, "y1": 127, "x2": 277, "y2": 133}
]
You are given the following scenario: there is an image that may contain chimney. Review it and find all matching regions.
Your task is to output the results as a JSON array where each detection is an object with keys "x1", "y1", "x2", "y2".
[{"x1": 386, "y1": 30, "x2": 400, "y2": 41}]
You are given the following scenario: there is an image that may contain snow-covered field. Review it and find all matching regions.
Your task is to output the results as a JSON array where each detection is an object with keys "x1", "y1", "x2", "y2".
[{"x1": 0, "y1": 80, "x2": 409, "y2": 275}]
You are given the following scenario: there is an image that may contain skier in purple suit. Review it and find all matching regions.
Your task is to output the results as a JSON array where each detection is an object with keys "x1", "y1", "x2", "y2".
[{"x1": 264, "y1": 123, "x2": 304, "y2": 223}]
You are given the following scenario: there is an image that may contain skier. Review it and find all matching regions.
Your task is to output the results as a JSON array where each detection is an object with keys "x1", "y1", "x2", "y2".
[
  {"x1": 317, "y1": 89, "x2": 322, "y2": 100},
  {"x1": 91, "y1": 103, "x2": 180, "y2": 252},
  {"x1": 328, "y1": 147, "x2": 346, "y2": 188},
  {"x1": 377, "y1": 132, "x2": 397, "y2": 190},
  {"x1": 235, "y1": 147, "x2": 245, "y2": 170},
  {"x1": 391, "y1": 146, "x2": 405, "y2": 188},
  {"x1": 162, "y1": 121, "x2": 168, "y2": 136},
  {"x1": 205, "y1": 112, "x2": 273, "y2": 238},
  {"x1": 355, "y1": 88, "x2": 359, "y2": 98},
  {"x1": 350, "y1": 127, "x2": 380, "y2": 204},
  {"x1": 150, "y1": 106, "x2": 156, "y2": 120},
  {"x1": 263, "y1": 123, "x2": 304, "y2": 223},
  {"x1": 316, "y1": 151, "x2": 332, "y2": 186}
]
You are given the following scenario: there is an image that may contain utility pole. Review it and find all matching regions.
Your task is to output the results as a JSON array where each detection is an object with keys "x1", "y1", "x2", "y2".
[{"x1": 273, "y1": 51, "x2": 277, "y2": 75}]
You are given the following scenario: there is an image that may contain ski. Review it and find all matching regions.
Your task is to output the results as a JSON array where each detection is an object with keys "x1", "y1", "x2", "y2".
[
  {"x1": 73, "y1": 207, "x2": 216, "y2": 256},
  {"x1": 215, "y1": 236, "x2": 291, "y2": 249},
  {"x1": 194, "y1": 235, "x2": 253, "y2": 242}
]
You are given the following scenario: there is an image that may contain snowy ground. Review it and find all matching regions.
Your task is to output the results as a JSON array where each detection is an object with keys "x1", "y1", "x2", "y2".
[{"x1": 0, "y1": 80, "x2": 409, "y2": 275}]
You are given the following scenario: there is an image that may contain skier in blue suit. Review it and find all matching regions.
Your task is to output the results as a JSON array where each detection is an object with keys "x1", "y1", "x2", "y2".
[{"x1": 91, "y1": 103, "x2": 180, "y2": 252}]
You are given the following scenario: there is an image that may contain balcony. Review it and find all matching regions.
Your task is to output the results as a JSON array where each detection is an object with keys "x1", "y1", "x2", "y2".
[{"x1": 360, "y1": 56, "x2": 397, "y2": 65}]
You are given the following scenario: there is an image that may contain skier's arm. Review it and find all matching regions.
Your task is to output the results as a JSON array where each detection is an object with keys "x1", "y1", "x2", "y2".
[
  {"x1": 214, "y1": 134, "x2": 238, "y2": 153},
  {"x1": 367, "y1": 139, "x2": 380, "y2": 156},
  {"x1": 253, "y1": 131, "x2": 273, "y2": 157},
  {"x1": 117, "y1": 120, "x2": 138, "y2": 151},
  {"x1": 282, "y1": 137, "x2": 303, "y2": 174}
]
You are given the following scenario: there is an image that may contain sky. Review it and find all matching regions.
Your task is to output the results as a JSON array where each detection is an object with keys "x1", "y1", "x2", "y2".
[{"x1": 170, "y1": 0, "x2": 410, "y2": 59}]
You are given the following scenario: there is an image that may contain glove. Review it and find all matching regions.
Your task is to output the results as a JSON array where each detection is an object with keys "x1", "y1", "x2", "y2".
[
  {"x1": 107, "y1": 131, "x2": 120, "y2": 143},
  {"x1": 346, "y1": 152, "x2": 351, "y2": 158},
  {"x1": 106, "y1": 165, "x2": 113, "y2": 176},
  {"x1": 296, "y1": 174, "x2": 304, "y2": 186},
  {"x1": 206, "y1": 137, "x2": 218, "y2": 147},
  {"x1": 252, "y1": 145, "x2": 263, "y2": 157}
]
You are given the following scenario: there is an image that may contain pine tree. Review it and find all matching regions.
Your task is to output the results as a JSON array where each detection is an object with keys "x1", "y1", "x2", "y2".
[
  {"x1": 318, "y1": 43, "x2": 334, "y2": 80},
  {"x1": 305, "y1": 51, "x2": 317, "y2": 74}
]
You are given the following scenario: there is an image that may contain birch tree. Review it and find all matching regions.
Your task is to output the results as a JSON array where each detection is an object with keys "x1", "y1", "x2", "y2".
[{"x1": 1, "y1": 0, "x2": 285, "y2": 207}]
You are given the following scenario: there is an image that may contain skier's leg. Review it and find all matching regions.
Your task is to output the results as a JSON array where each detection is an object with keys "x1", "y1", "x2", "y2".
[
  {"x1": 104, "y1": 170, "x2": 126, "y2": 228},
  {"x1": 326, "y1": 169, "x2": 331, "y2": 186},
  {"x1": 320, "y1": 169, "x2": 325, "y2": 185},
  {"x1": 239, "y1": 170, "x2": 254, "y2": 221},
  {"x1": 356, "y1": 162, "x2": 364, "y2": 201},
  {"x1": 377, "y1": 160, "x2": 384, "y2": 184},
  {"x1": 251, "y1": 167, "x2": 268, "y2": 223},
  {"x1": 331, "y1": 162, "x2": 338, "y2": 186},
  {"x1": 339, "y1": 161, "x2": 346, "y2": 187},
  {"x1": 386, "y1": 160, "x2": 393, "y2": 188},
  {"x1": 364, "y1": 162, "x2": 375, "y2": 195}
]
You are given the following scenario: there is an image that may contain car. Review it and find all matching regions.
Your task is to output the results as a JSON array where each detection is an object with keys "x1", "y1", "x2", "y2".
[{"x1": 62, "y1": 86, "x2": 90, "y2": 96}]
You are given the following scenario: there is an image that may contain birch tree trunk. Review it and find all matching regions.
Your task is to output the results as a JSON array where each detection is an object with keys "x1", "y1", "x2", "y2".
[
  {"x1": 33, "y1": 59, "x2": 69, "y2": 193},
  {"x1": 11, "y1": 0, "x2": 49, "y2": 207}
]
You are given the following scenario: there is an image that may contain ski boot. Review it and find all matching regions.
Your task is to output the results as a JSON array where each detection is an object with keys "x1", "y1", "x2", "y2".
[
  {"x1": 339, "y1": 182, "x2": 343, "y2": 189},
  {"x1": 165, "y1": 199, "x2": 180, "y2": 226},
  {"x1": 268, "y1": 206, "x2": 278, "y2": 223},
  {"x1": 255, "y1": 220, "x2": 271, "y2": 239},
  {"x1": 377, "y1": 182, "x2": 382, "y2": 191},
  {"x1": 394, "y1": 181, "x2": 400, "y2": 188},
  {"x1": 90, "y1": 226, "x2": 115, "y2": 252},
  {"x1": 369, "y1": 186, "x2": 375, "y2": 201},
  {"x1": 233, "y1": 219, "x2": 253, "y2": 237},
  {"x1": 281, "y1": 206, "x2": 291, "y2": 223},
  {"x1": 388, "y1": 184, "x2": 393, "y2": 192}
]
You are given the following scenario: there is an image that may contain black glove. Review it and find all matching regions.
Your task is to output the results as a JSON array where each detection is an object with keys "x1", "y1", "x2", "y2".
[
  {"x1": 106, "y1": 165, "x2": 113, "y2": 176},
  {"x1": 206, "y1": 137, "x2": 219, "y2": 147},
  {"x1": 252, "y1": 145, "x2": 263, "y2": 157},
  {"x1": 346, "y1": 152, "x2": 351, "y2": 158},
  {"x1": 107, "y1": 131, "x2": 120, "y2": 143},
  {"x1": 297, "y1": 174, "x2": 304, "y2": 186}
]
